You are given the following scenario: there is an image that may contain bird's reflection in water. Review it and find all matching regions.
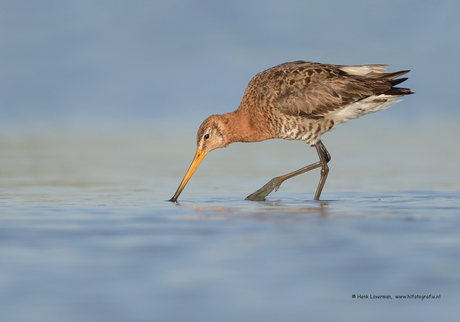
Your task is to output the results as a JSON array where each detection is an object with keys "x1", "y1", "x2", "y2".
[{"x1": 172, "y1": 199, "x2": 331, "y2": 222}]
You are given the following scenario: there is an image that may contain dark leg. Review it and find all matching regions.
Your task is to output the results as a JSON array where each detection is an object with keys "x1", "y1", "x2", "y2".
[
  {"x1": 245, "y1": 140, "x2": 331, "y2": 201},
  {"x1": 245, "y1": 161, "x2": 322, "y2": 201},
  {"x1": 314, "y1": 140, "x2": 330, "y2": 200}
]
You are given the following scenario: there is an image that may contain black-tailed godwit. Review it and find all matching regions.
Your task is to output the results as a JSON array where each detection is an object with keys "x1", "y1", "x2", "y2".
[{"x1": 170, "y1": 61, "x2": 412, "y2": 202}]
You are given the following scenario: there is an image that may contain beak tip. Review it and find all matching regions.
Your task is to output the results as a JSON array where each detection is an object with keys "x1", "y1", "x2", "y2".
[{"x1": 169, "y1": 148, "x2": 207, "y2": 204}]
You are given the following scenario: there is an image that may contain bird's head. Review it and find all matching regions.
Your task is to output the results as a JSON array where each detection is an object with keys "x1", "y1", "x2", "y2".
[
  {"x1": 169, "y1": 115, "x2": 229, "y2": 202},
  {"x1": 196, "y1": 114, "x2": 229, "y2": 152}
]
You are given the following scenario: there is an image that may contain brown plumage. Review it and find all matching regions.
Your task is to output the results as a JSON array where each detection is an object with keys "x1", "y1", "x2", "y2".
[{"x1": 170, "y1": 61, "x2": 412, "y2": 202}]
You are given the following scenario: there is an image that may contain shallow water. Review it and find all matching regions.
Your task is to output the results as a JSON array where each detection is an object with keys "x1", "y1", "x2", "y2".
[{"x1": 1, "y1": 122, "x2": 459, "y2": 321}]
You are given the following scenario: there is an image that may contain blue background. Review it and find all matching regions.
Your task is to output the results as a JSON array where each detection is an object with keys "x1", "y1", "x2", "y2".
[{"x1": 1, "y1": 0, "x2": 458, "y2": 129}]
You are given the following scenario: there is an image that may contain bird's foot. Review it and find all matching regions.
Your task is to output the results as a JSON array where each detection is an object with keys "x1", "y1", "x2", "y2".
[{"x1": 245, "y1": 177, "x2": 284, "y2": 201}]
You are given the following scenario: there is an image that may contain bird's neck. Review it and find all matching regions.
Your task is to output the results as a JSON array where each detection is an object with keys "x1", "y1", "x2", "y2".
[{"x1": 220, "y1": 109, "x2": 269, "y2": 144}]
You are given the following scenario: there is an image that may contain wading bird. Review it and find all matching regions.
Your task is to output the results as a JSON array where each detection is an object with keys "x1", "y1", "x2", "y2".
[{"x1": 170, "y1": 61, "x2": 412, "y2": 202}]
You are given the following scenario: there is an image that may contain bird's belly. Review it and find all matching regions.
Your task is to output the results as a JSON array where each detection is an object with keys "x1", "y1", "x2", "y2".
[{"x1": 278, "y1": 117, "x2": 337, "y2": 146}]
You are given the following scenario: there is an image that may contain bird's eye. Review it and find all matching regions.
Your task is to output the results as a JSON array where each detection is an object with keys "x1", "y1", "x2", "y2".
[{"x1": 204, "y1": 134, "x2": 210, "y2": 140}]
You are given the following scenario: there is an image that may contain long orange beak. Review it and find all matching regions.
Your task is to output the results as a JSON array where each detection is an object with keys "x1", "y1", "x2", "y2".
[{"x1": 169, "y1": 148, "x2": 207, "y2": 202}]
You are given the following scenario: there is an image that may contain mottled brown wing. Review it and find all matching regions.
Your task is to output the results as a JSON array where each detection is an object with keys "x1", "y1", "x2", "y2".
[{"x1": 251, "y1": 61, "x2": 393, "y2": 118}]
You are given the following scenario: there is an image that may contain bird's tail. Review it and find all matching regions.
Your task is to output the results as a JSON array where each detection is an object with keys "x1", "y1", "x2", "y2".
[{"x1": 385, "y1": 73, "x2": 414, "y2": 96}]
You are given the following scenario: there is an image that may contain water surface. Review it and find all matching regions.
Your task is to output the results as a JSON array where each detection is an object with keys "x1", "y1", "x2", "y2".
[{"x1": 1, "y1": 122, "x2": 459, "y2": 321}]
